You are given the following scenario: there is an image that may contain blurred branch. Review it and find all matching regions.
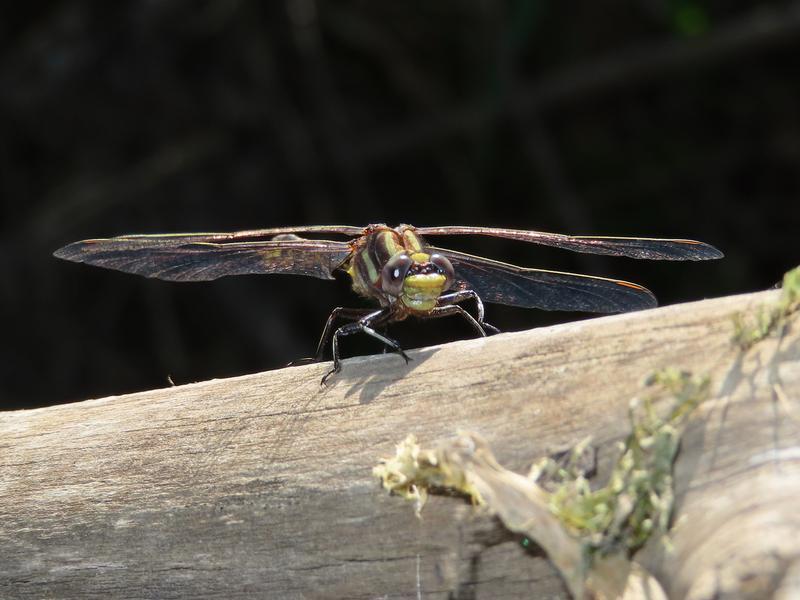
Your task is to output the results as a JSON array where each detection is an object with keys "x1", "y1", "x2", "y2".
[
  {"x1": 289, "y1": 0, "x2": 371, "y2": 216},
  {"x1": 31, "y1": 132, "x2": 228, "y2": 244},
  {"x1": 514, "y1": 114, "x2": 605, "y2": 270},
  {"x1": 351, "y1": 3, "x2": 800, "y2": 162}
]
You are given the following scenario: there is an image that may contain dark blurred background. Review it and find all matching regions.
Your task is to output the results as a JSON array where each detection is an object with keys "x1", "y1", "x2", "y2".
[{"x1": 2, "y1": 1, "x2": 798, "y2": 409}]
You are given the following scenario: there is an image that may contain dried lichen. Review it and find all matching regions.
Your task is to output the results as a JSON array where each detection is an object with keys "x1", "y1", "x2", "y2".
[{"x1": 372, "y1": 433, "x2": 483, "y2": 517}]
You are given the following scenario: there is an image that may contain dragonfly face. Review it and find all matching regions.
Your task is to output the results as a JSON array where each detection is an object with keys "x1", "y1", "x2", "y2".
[
  {"x1": 53, "y1": 222, "x2": 723, "y2": 384},
  {"x1": 392, "y1": 253, "x2": 455, "y2": 313}
]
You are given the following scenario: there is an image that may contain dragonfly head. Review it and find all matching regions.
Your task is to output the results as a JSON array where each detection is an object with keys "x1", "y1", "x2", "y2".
[{"x1": 381, "y1": 252, "x2": 455, "y2": 313}]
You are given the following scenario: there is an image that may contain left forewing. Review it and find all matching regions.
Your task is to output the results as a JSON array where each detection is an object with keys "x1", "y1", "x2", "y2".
[{"x1": 53, "y1": 237, "x2": 353, "y2": 282}]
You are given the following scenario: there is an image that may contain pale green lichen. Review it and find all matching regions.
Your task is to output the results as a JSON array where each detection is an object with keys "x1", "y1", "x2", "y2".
[
  {"x1": 374, "y1": 368, "x2": 710, "y2": 558},
  {"x1": 542, "y1": 368, "x2": 709, "y2": 555},
  {"x1": 733, "y1": 265, "x2": 800, "y2": 349}
]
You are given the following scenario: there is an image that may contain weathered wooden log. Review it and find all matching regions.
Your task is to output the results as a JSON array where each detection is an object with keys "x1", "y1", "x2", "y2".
[{"x1": 2, "y1": 288, "x2": 798, "y2": 599}]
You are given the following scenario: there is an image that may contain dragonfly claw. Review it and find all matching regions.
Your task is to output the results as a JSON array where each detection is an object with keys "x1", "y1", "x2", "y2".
[
  {"x1": 288, "y1": 357, "x2": 318, "y2": 367},
  {"x1": 320, "y1": 365, "x2": 339, "y2": 386},
  {"x1": 482, "y1": 322, "x2": 501, "y2": 335}
]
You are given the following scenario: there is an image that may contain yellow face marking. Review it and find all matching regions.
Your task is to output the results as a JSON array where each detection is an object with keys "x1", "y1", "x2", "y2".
[
  {"x1": 400, "y1": 273, "x2": 447, "y2": 313},
  {"x1": 405, "y1": 273, "x2": 444, "y2": 289}
]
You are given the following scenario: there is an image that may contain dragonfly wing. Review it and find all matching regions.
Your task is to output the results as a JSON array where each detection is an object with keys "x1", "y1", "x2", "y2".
[
  {"x1": 54, "y1": 237, "x2": 353, "y2": 282},
  {"x1": 73, "y1": 225, "x2": 366, "y2": 246},
  {"x1": 417, "y1": 226, "x2": 723, "y2": 260},
  {"x1": 432, "y1": 247, "x2": 657, "y2": 313}
]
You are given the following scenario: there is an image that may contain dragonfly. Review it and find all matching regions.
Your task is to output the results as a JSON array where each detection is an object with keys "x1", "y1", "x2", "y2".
[{"x1": 54, "y1": 224, "x2": 722, "y2": 383}]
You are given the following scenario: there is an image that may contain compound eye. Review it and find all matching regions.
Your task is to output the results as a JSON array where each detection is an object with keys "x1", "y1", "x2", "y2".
[
  {"x1": 430, "y1": 253, "x2": 455, "y2": 290},
  {"x1": 381, "y1": 253, "x2": 413, "y2": 296}
]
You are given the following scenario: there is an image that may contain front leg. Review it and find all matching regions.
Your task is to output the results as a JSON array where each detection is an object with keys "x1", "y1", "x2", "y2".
[
  {"x1": 321, "y1": 307, "x2": 409, "y2": 385},
  {"x1": 423, "y1": 303, "x2": 487, "y2": 337},
  {"x1": 288, "y1": 307, "x2": 374, "y2": 366},
  {"x1": 313, "y1": 307, "x2": 376, "y2": 361},
  {"x1": 436, "y1": 289, "x2": 500, "y2": 334}
]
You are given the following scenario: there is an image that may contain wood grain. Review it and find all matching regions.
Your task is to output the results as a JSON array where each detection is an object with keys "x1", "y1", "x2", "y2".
[{"x1": 2, "y1": 289, "x2": 799, "y2": 599}]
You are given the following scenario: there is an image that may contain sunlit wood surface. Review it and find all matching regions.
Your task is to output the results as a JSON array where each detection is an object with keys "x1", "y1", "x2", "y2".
[{"x1": 2, "y1": 289, "x2": 798, "y2": 599}]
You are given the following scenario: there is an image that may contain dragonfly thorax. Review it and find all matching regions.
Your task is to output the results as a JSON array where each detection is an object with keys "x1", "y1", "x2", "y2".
[{"x1": 344, "y1": 226, "x2": 455, "y2": 314}]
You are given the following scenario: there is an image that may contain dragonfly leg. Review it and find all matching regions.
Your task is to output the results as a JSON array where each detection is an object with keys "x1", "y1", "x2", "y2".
[
  {"x1": 288, "y1": 307, "x2": 375, "y2": 366},
  {"x1": 436, "y1": 289, "x2": 500, "y2": 334},
  {"x1": 313, "y1": 307, "x2": 376, "y2": 361},
  {"x1": 424, "y1": 304, "x2": 489, "y2": 337},
  {"x1": 322, "y1": 308, "x2": 407, "y2": 385}
]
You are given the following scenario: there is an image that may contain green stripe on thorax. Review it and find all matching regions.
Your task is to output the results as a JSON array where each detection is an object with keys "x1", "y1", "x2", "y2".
[
  {"x1": 347, "y1": 227, "x2": 405, "y2": 299},
  {"x1": 400, "y1": 228, "x2": 425, "y2": 254}
]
